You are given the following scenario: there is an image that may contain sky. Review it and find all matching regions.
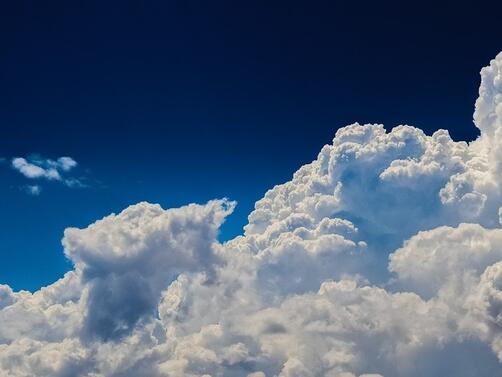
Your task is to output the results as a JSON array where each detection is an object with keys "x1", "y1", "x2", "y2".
[
  {"x1": 0, "y1": 1, "x2": 501, "y2": 293},
  {"x1": 3, "y1": 2, "x2": 502, "y2": 376}
]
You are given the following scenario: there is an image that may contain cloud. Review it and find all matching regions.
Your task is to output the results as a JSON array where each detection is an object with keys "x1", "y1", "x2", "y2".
[
  {"x1": 55, "y1": 157, "x2": 78, "y2": 172},
  {"x1": 22, "y1": 185, "x2": 42, "y2": 196},
  {"x1": 0, "y1": 52, "x2": 502, "y2": 376},
  {"x1": 12, "y1": 156, "x2": 77, "y2": 179},
  {"x1": 62, "y1": 199, "x2": 235, "y2": 341},
  {"x1": 10, "y1": 156, "x2": 84, "y2": 193},
  {"x1": 12, "y1": 157, "x2": 62, "y2": 180}
]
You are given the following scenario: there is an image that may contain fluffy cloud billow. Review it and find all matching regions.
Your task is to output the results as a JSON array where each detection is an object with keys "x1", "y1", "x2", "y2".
[
  {"x1": 1, "y1": 53, "x2": 502, "y2": 377},
  {"x1": 10, "y1": 155, "x2": 85, "y2": 193},
  {"x1": 12, "y1": 156, "x2": 77, "y2": 181}
]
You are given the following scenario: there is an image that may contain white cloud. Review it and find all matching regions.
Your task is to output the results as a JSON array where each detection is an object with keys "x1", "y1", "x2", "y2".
[
  {"x1": 54, "y1": 157, "x2": 77, "y2": 172},
  {"x1": 62, "y1": 199, "x2": 235, "y2": 341},
  {"x1": 23, "y1": 185, "x2": 42, "y2": 196},
  {"x1": 1, "y1": 52, "x2": 502, "y2": 376},
  {"x1": 12, "y1": 157, "x2": 61, "y2": 180},
  {"x1": 11, "y1": 156, "x2": 84, "y2": 194}
]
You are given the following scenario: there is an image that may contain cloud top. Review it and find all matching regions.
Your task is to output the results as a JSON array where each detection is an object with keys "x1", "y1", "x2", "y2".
[{"x1": 1, "y1": 53, "x2": 502, "y2": 376}]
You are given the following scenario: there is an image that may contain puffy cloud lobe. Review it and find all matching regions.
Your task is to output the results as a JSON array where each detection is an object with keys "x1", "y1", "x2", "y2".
[
  {"x1": 468, "y1": 261, "x2": 502, "y2": 360},
  {"x1": 12, "y1": 156, "x2": 77, "y2": 180},
  {"x1": 56, "y1": 157, "x2": 78, "y2": 172},
  {"x1": 475, "y1": 57, "x2": 501, "y2": 133},
  {"x1": 389, "y1": 224, "x2": 502, "y2": 298},
  {"x1": 63, "y1": 199, "x2": 235, "y2": 341},
  {"x1": 12, "y1": 157, "x2": 61, "y2": 180},
  {"x1": 1, "y1": 53, "x2": 502, "y2": 376},
  {"x1": 10, "y1": 155, "x2": 84, "y2": 193},
  {"x1": 0, "y1": 285, "x2": 16, "y2": 310}
]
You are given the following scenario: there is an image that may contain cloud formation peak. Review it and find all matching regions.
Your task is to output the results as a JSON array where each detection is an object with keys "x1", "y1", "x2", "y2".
[{"x1": 1, "y1": 53, "x2": 502, "y2": 376}]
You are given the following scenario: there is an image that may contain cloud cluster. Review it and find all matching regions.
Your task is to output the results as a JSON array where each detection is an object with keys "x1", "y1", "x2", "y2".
[
  {"x1": 1, "y1": 53, "x2": 502, "y2": 376},
  {"x1": 12, "y1": 156, "x2": 77, "y2": 180},
  {"x1": 11, "y1": 156, "x2": 83, "y2": 194}
]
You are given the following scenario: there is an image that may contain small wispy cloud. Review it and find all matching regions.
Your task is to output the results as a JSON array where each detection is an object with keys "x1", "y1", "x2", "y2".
[
  {"x1": 12, "y1": 157, "x2": 62, "y2": 180},
  {"x1": 12, "y1": 156, "x2": 77, "y2": 180},
  {"x1": 10, "y1": 155, "x2": 86, "y2": 194},
  {"x1": 23, "y1": 185, "x2": 42, "y2": 196}
]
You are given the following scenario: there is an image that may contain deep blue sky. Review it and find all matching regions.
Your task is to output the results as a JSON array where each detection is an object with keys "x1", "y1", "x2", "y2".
[{"x1": 1, "y1": 0, "x2": 501, "y2": 291}]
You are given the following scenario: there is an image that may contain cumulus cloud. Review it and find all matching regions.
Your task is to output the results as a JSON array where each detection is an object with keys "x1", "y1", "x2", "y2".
[
  {"x1": 12, "y1": 156, "x2": 76, "y2": 180},
  {"x1": 63, "y1": 200, "x2": 235, "y2": 341},
  {"x1": 11, "y1": 155, "x2": 83, "y2": 193},
  {"x1": 1, "y1": 53, "x2": 502, "y2": 376}
]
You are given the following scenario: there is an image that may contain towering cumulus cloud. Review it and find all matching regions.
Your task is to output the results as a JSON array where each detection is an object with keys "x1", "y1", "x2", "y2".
[{"x1": 1, "y1": 53, "x2": 502, "y2": 377}]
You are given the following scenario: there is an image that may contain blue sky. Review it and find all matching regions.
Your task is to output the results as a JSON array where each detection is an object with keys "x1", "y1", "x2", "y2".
[{"x1": 1, "y1": 0, "x2": 501, "y2": 291}]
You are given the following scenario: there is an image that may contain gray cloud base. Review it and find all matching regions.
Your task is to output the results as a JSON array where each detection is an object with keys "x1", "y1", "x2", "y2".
[{"x1": 1, "y1": 53, "x2": 502, "y2": 376}]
